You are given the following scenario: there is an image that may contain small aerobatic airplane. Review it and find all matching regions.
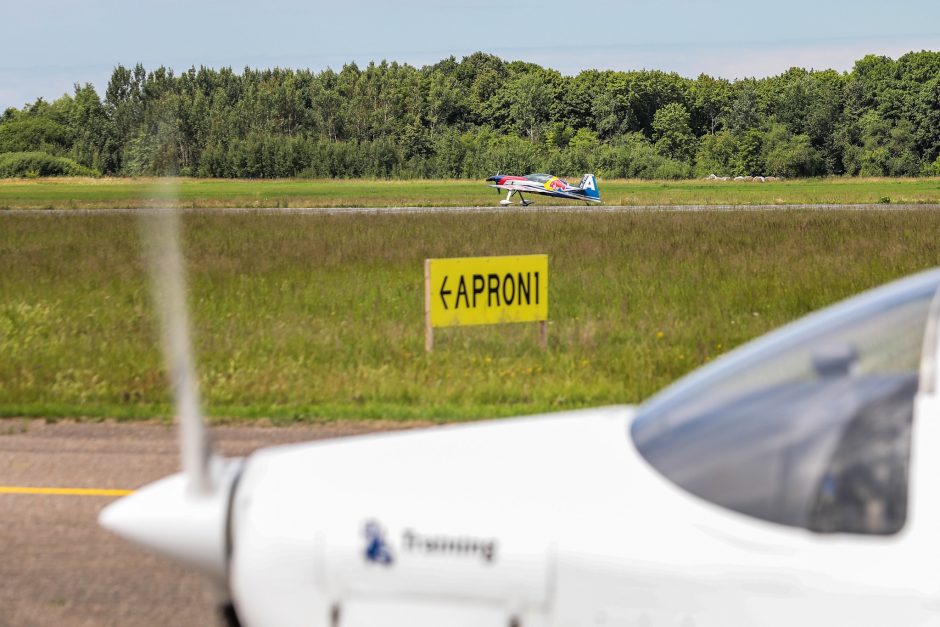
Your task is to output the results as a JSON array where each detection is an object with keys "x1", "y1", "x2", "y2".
[{"x1": 486, "y1": 172, "x2": 601, "y2": 206}]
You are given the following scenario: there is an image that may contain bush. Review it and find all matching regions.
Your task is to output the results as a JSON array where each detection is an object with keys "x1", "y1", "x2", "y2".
[
  {"x1": 0, "y1": 117, "x2": 72, "y2": 154},
  {"x1": 924, "y1": 155, "x2": 940, "y2": 177},
  {"x1": 694, "y1": 131, "x2": 738, "y2": 177},
  {"x1": 0, "y1": 151, "x2": 99, "y2": 178},
  {"x1": 762, "y1": 126, "x2": 824, "y2": 178},
  {"x1": 595, "y1": 133, "x2": 692, "y2": 179}
]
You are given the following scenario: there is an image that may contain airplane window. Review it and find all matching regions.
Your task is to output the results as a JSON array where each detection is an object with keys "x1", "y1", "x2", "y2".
[
  {"x1": 525, "y1": 173, "x2": 552, "y2": 182},
  {"x1": 632, "y1": 270, "x2": 940, "y2": 535}
]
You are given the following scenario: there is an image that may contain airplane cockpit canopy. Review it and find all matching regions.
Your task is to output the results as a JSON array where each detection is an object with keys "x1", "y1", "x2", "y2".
[
  {"x1": 524, "y1": 173, "x2": 554, "y2": 183},
  {"x1": 632, "y1": 269, "x2": 940, "y2": 535}
]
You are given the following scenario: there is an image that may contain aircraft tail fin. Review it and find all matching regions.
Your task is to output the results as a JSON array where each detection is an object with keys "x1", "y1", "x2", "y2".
[{"x1": 578, "y1": 174, "x2": 600, "y2": 201}]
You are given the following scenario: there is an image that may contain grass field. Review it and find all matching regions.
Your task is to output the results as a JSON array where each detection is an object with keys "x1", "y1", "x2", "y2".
[
  {"x1": 1, "y1": 176, "x2": 940, "y2": 209},
  {"x1": 2, "y1": 209, "x2": 940, "y2": 422}
]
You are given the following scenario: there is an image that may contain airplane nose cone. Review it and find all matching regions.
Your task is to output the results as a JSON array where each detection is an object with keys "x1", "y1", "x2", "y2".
[
  {"x1": 486, "y1": 175, "x2": 500, "y2": 182},
  {"x1": 99, "y1": 460, "x2": 243, "y2": 581}
]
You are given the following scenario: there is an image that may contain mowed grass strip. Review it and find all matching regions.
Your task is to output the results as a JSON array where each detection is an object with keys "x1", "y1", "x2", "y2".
[
  {"x1": 0, "y1": 176, "x2": 939, "y2": 209},
  {"x1": 1, "y1": 210, "x2": 939, "y2": 422}
]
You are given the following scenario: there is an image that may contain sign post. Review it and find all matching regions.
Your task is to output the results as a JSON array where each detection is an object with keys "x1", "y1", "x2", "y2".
[
  {"x1": 424, "y1": 259, "x2": 434, "y2": 353},
  {"x1": 424, "y1": 254, "x2": 549, "y2": 352}
]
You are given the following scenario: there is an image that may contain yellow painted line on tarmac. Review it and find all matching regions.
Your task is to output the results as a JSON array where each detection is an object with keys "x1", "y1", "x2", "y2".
[{"x1": 0, "y1": 486, "x2": 134, "y2": 496}]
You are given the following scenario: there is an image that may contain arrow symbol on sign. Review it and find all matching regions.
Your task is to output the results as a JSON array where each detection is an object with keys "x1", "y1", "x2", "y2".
[{"x1": 439, "y1": 276, "x2": 452, "y2": 310}]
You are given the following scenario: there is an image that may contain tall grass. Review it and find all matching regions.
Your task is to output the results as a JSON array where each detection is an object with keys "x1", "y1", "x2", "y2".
[
  {"x1": 0, "y1": 177, "x2": 939, "y2": 209},
  {"x1": 1, "y1": 210, "x2": 939, "y2": 422}
]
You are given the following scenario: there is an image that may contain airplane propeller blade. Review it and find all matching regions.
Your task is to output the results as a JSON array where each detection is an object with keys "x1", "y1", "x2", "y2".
[
  {"x1": 139, "y1": 183, "x2": 216, "y2": 494},
  {"x1": 99, "y1": 180, "x2": 236, "y2": 583}
]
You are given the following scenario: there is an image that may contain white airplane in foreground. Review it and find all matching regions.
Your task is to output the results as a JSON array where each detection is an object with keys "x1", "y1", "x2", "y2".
[{"x1": 100, "y1": 208, "x2": 940, "y2": 626}]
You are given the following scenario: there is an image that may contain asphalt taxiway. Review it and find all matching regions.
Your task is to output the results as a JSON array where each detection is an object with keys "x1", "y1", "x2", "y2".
[{"x1": 0, "y1": 419, "x2": 419, "y2": 627}]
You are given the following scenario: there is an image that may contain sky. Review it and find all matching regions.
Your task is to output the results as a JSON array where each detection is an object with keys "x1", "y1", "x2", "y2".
[{"x1": 2, "y1": 0, "x2": 939, "y2": 110}]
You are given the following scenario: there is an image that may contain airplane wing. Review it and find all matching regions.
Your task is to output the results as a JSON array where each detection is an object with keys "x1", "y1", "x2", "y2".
[
  {"x1": 489, "y1": 183, "x2": 595, "y2": 201},
  {"x1": 543, "y1": 188, "x2": 594, "y2": 201},
  {"x1": 488, "y1": 183, "x2": 551, "y2": 194}
]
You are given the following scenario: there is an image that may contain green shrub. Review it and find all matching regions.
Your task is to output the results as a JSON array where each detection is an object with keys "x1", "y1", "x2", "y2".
[
  {"x1": 695, "y1": 131, "x2": 739, "y2": 177},
  {"x1": 0, "y1": 117, "x2": 72, "y2": 154},
  {"x1": 0, "y1": 151, "x2": 99, "y2": 178},
  {"x1": 762, "y1": 126, "x2": 825, "y2": 178},
  {"x1": 925, "y1": 155, "x2": 940, "y2": 177},
  {"x1": 595, "y1": 134, "x2": 692, "y2": 179}
]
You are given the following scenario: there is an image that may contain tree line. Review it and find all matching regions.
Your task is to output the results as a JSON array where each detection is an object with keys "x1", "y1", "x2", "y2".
[{"x1": 2, "y1": 51, "x2": 939, "y2": 179}]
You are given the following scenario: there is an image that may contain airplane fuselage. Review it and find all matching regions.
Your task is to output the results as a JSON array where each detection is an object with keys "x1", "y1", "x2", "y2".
[
  {"x1": 487, "y1": 173, "x2": 601, "y2": 205},
  {"x1": 227, "y1": 406, "x2": 940, "y2": 627}
]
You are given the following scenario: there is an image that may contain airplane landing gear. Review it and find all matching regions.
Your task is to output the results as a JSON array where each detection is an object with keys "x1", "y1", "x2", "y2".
[{"x1": 498, "y1": 190, "x2": 535, "y2": 207}]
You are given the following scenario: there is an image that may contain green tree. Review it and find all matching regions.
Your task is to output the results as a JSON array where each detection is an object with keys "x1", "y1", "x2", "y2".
[
  {"x1": 68, "y1": 83, "x2": 109, "y2": 171},
  {"x1": 726, "y1": 82, "x2": 762, "y2": 133},
  {"x1": 592, "y1": 74, "x2": 635, "y2": 140},
  {"x1": 505, "y1": 72, "x2": 553, "y2": 142},
  {"x1": 690, "y1": 74, "x2": 732, "y2": 135},
  {"x1": 5, "y1": 51, "x2": 940, "y2": 180},
  {"x1": 544, "y1": 122, "x2": 574, "y2": 149},
  {"x1": 762, "y1": 124, "x2": 824, "y2": 177},
  {"x1": 695, "y1": 130, "x2": 738, "y2": 176},
  {"x1": 0, "y1": 116, "x2": 72, "y2": 154},
  {"x1": 653, "y1": 103, "x2": 695, "y2": 162},
  {"x1": 843, "y1": 111, "x2": 919, "y2": 176},
  {"x1": 734, "y1": 130, "x2": 764, "y2": 176}
]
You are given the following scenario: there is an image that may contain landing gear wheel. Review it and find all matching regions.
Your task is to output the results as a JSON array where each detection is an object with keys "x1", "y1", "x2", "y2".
[{"x1": 219, "y1": 602, "x2": 242, "y2": 627}]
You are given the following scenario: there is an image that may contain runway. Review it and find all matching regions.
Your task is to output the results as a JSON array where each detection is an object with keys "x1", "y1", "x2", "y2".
[
  {"x1": 3, "y1": 203, "x2": 940, "y2": 217},
  {"x1": 0, "y1": 419, "x2": 421, "y2": 627}
]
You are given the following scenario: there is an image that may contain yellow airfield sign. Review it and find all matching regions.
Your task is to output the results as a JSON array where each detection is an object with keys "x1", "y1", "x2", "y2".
[
  {"x1": 424, "y1": 254, "x2": 548, "y2": 351},
  {"x1": 426, "y1": 255, "x2": 548, "y2": 327}
]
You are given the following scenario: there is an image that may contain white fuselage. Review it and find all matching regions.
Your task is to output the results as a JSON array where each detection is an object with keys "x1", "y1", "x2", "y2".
[{"x1": 228, "y1": 405, "x2": 940, "y2": 627}]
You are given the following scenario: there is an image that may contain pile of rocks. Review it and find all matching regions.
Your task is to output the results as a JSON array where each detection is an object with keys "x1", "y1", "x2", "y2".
[{"x1": 704, "y1": 174, "x2": 781, "y2": 182}]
